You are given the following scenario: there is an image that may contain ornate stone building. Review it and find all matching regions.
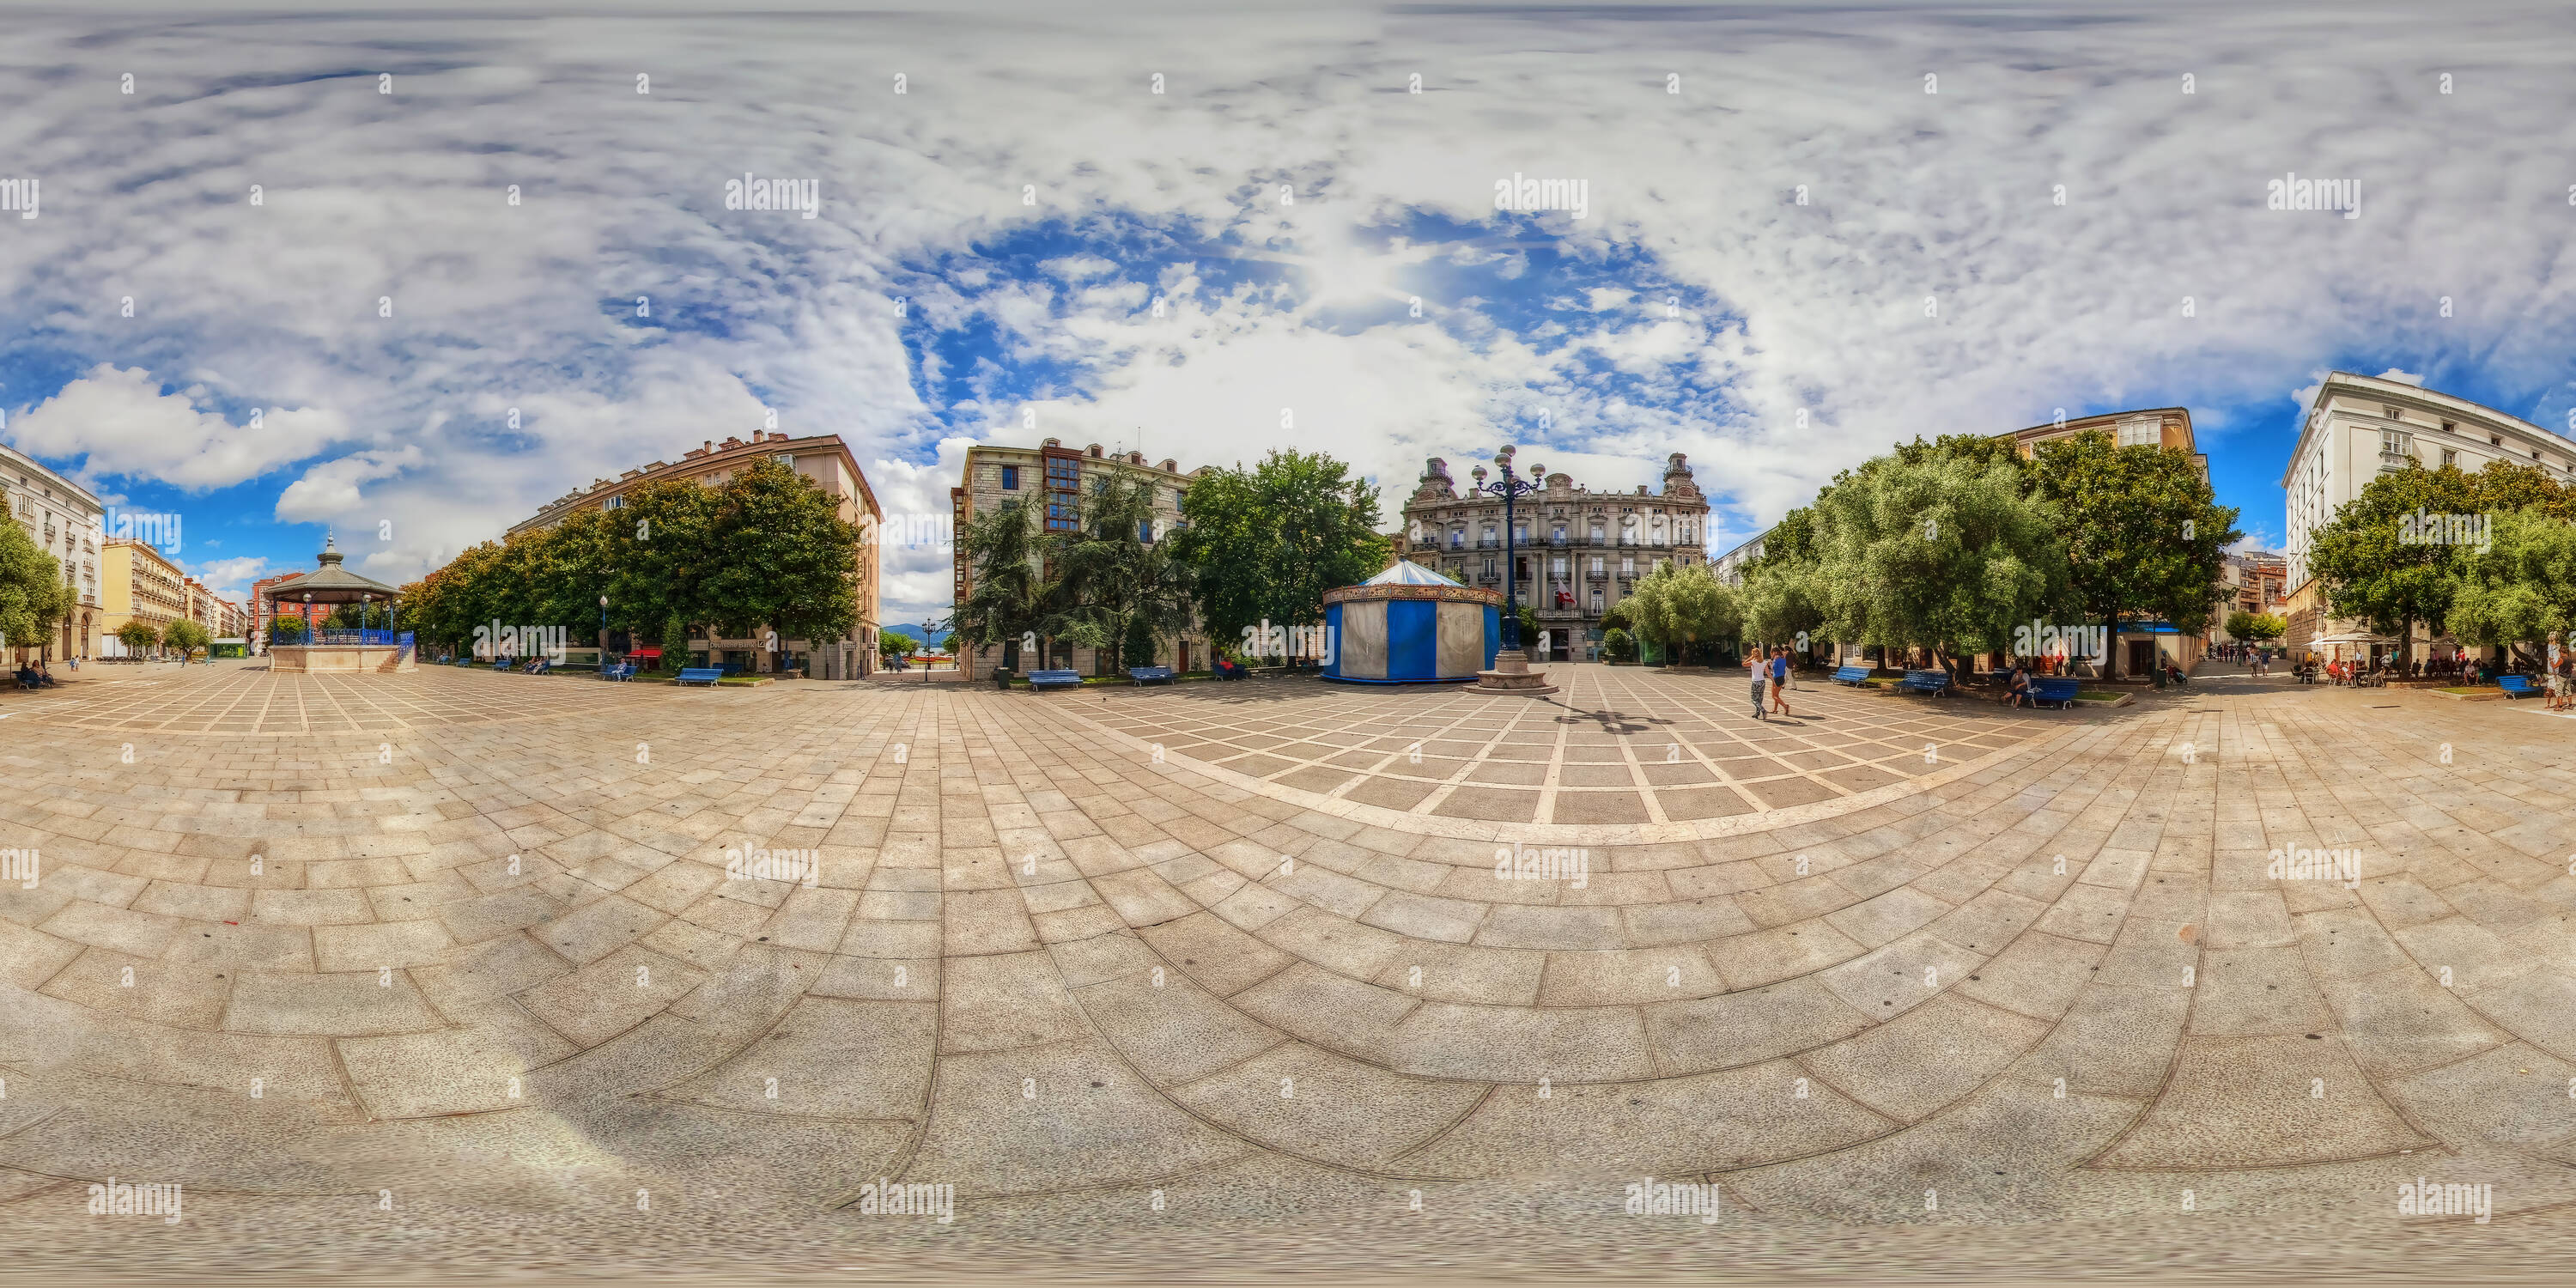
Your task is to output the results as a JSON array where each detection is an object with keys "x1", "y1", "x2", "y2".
[{"x1": 1395, "y1": 451, "x2": 1710, "y2": 662}]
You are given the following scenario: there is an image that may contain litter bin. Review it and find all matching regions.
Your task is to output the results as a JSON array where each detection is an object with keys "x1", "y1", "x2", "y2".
[{"x1": 993, "y1": 668, "x2": 1014, "y2": 691}]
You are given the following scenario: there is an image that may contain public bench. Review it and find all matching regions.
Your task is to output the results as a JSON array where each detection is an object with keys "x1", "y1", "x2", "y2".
[
  {"x1": 2028, "y1": 677, "x2": 2081, "y2": 709},
  {"x1": 675, "y1": 667, "x2": 725, "y2": 687},
  {"x1": 2498, "y1": 675, "x2": 2543, "y2": 700},
  {"x1": 1832, "y1": 665, "x2": 1872, "y2": 686},
  {"x1": 1127, "y1": 665, "x2": 1175, "y2": 686},
  {"x1": 1026, "y1": 669, "x2": 1083, "y2": 691},
  {"x1": 1897, "y1": 669, "x2": 1952, "y2": 696}
]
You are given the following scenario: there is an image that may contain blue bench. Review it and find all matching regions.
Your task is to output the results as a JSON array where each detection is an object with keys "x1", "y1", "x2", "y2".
[
  {"x1": 1897, "y1": 669, "x2": 1952, "y2": 696},
  {"x1": 1128, "y1": 665, "x2": 1175, "y2": 686},
  {"x1": 2498, "y1": 675, "x2": 2542, "y2": 700},
  {"x1": 598, "y1": 662, "x2": 635, "y2": 681},
  {"x1": 1213, "y1": 659, "x2": 1248, "y2": 681},
  {"x1": 2027, "y1": 677, "x2": 2081, "y2": 709},
  {"x1": 1832, "y1": 665, "x2": 1872, "y2": 686},
  {"x1": 1026, "y1": 669, "x2": 1082, "y2": 691},
  {"x1": 490, "y1": 659, "x2": 514, "y2": 671},
  {"x1": 675, "y1": 666, "x2": 724, "y2": 687}
]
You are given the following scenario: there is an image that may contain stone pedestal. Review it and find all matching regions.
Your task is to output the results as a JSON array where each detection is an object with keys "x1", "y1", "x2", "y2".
[{"x1": 1471, "y1": 647, "x2": 1557, "y2": 696}]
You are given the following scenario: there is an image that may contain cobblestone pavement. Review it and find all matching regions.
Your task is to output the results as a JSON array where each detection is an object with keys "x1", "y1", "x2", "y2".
[{"x1": 4, "y1": 660, "x2": 2576, "y2": 1280}]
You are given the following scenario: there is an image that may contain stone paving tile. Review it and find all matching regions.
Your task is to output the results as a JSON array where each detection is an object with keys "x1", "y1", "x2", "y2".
[{"x1": 5, "y1": 661, "x2": 2576, "y2": 1270}]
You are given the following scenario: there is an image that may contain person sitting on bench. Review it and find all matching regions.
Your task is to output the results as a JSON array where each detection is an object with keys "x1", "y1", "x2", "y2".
[{"x1": 2006, "y1": 659, "x2": 2032, "y2": 708}]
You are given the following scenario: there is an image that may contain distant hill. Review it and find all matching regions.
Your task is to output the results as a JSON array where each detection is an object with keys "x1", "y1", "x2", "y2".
[{"x1": 882, "y1": 623, "x2": 947, "y2": 647}]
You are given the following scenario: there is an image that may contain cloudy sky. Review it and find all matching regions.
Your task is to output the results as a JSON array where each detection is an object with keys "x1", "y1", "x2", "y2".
[{"x1": 5, "y1": 0, "x2": 2575, "y2": 626}]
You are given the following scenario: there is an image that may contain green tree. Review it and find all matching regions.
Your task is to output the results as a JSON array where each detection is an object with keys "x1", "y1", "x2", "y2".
[
  {"x1": 2224, "y1": 610, "x2": 2287, "y2": 644},
  {"x1": 1048, "y1": 472, "x2": 1198, "y2": 673},
  {"x1": 2032, "y1": 431, "x2": 2240, "y2": 678},
  {"x1": 0, "y1": 519, "x2": 75, "y2": 659},
  {"x1": 951, "y1": 495, "x2": 1049, "y2": 671},
  {"x1": 2306, "y1": 463, "x2": 2478, "y2": 673},
  {"x1": 1601, "y1": 626, "x2": 1635, "y2": 662},
  {"x1": 162, "y1": 617, "x2": 211, "y2": 659},
  {"x1": 660, "y1": 613, "x2": 693, "y2": 672},
  {"x1": 701, "y1": 457, "x2": 863, "y2": 645},
  {"x1": 2446, "y1": 508, "x2": 2576, "y2": 666},
  {"x1": 267, "y1": 615, "x2": 307, "y2": 647},
  {"x1": 880, "y1": 630, "x2": 918, "y2": 659},
  {"x1": 116, "y1": 619, "x2": 161, "y2": 655},
  {"x1": 1175, "y1": 449, "x2": 1388, "y2": 660},
  {"x1": 1625, "y1": 562, "x2": 1742, "y2": 666},
  {"x1": 1809, "y1": 449, "x2": 2073, "y2": 677}
]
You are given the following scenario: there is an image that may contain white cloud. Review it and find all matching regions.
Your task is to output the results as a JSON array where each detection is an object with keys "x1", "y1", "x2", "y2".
[
  {"x1": 6, "y1": 365, "x2": 348, "y2": 491},
  {"x1": 6, "y1": 6, "x2": 2575, "y2": 626},
  {"x1": 185, "y1": 555, "x2": 272, "y2": 604}
]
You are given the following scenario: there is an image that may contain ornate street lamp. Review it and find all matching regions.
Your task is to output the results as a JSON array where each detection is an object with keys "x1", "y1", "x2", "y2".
[{"x1": 1465, "y1": 446, "x2": 1558, "y2": 696}]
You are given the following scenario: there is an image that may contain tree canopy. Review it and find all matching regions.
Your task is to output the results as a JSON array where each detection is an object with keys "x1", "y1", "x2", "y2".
[
  {"x1": 1173, "y1": 449, "x2": 1388, "y2": 657},
  {"x1": 2032, "y1": 431, "x2": 2239, "y2": 676}
]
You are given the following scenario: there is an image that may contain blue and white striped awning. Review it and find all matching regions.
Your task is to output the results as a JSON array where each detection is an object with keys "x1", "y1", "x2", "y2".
[{"x1": 1363, "y1": 560, "x2": 1463, "y2": 587}]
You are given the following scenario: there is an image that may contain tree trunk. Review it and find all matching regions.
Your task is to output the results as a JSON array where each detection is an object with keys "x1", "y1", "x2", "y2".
[{"x1": 2397, "y1": 616, "x2": 2414, "y2": 674}]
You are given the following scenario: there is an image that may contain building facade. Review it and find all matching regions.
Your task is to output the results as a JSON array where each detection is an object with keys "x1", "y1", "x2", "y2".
[
  {"x1": 2, "y1": 442, "x2": 104, "y2": 662},
  {"x1": 1397, "y1": 452, "x2": 1710, "y2": 662},
  {"x1": 508, "y1": 430, "x2": 884, "y2": 678},
  {"x1": 100, "y1": 538, "x2": 190, "y2": 658},
  {"x1": 251, "y1": 572, "x2": 332, "y2": 650},
  {"x1": 949, "y1": 439, "x2": 1212, "y2": 680},
  {"x1": 2208, "y1": 550, "x2": 2287, "y2": 646},
  {"x1": 2281, "y1": 372, "x2": 2576, "y2": 666}
]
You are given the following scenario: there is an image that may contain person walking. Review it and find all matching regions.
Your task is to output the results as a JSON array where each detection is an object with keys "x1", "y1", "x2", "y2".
[
  {"x1": 1768, "y1": 646, "x2": 1793, "y2": 717},
  {"x1": 2550, "y1": 631, "x2": 2567, "y2": 712},
  {"x1": 1747, "y1": 647, "x2": 1768, "y2": 721}
]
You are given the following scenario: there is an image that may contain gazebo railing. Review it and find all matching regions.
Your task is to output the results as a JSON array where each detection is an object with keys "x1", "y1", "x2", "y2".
[{"x1": 309, "y1": 629, "x2": 415, "y2": 647}]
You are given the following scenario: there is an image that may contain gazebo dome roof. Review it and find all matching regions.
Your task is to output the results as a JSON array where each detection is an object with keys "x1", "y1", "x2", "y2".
[{"x1": 265, "y1": 532, "x2": 398, "y2": 604}]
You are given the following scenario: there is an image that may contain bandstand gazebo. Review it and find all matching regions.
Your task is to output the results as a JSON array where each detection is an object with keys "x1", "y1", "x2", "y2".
[{"x1": 263, "y1": 533, "x2": 414, "y2": 672}]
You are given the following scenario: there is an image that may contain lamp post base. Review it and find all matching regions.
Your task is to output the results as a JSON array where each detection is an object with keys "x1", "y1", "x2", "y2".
[{"x1": 1471, "y1": 647, "x2": 1557, "y2": 696}]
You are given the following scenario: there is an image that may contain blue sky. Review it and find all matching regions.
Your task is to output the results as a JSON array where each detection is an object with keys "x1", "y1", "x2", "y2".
[{"x1": 6, "y1": 2, "x2": 2576, "y2": 623}]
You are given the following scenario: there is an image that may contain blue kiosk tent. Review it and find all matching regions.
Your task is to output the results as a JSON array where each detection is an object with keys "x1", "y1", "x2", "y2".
[{"x1": 1321, "y1": 561, "x2": 1502, "y2": 683}]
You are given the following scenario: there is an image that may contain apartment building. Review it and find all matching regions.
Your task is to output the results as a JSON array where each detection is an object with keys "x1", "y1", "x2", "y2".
[
  {"x1": 2208, "y1": 550, "x2": 2288, "y2": 645},
  {"x1": 100, "y1": 538, "x2": 190, "y2": 658},
  {"x1": 1, "y1": 442, "x2": 104, "y2": 662},
  {"x1": 2280, "y1": 372, "x2": 2576, "y2": 665},
  {"x1": 948, "y1": 439, "x2": 1212, "y2": 679},
  {"x1": 1396, "y1": 452, "x2": 1710, "y2": 663},
  {"x1": 250, "y1": 571, "x2": 331, "y2": 650},
  {"x1": 508, "y1": 430, "x2": 884, "y2": 678}
]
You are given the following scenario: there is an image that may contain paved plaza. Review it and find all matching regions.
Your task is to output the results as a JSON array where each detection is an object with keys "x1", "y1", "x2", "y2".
[{"x1": 3, "y1": 659, "x2": 2576, "y2": 1279}]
